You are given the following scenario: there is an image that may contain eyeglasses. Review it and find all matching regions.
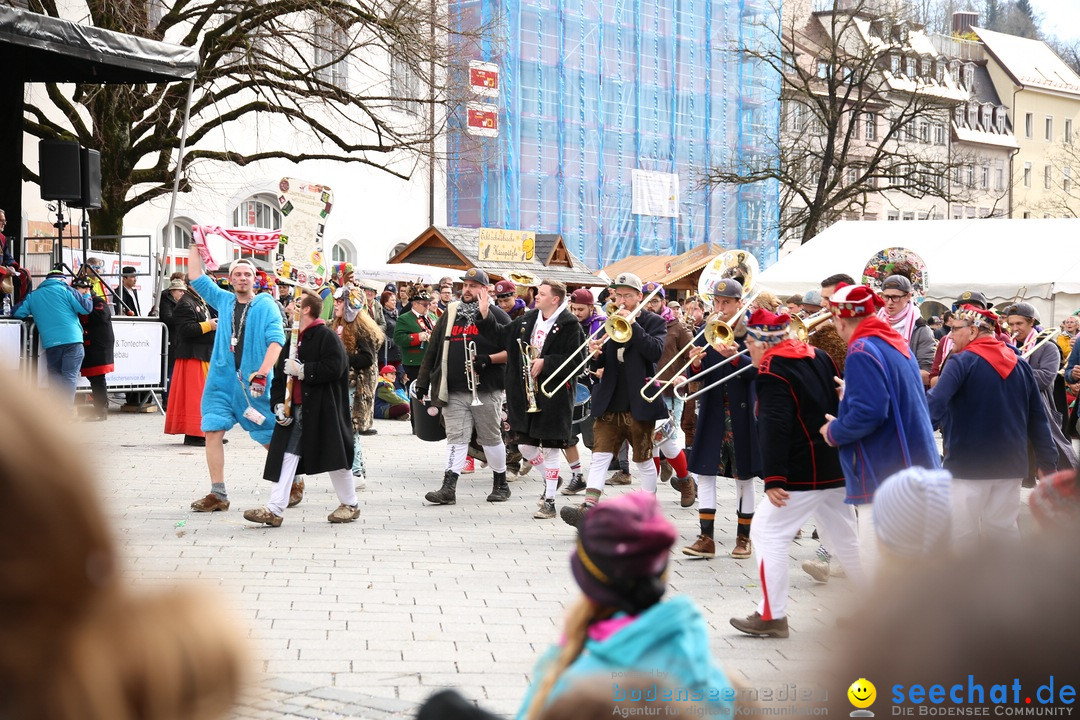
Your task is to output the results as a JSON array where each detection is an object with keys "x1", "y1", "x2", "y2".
[{"x1": 882, "y1": 293, "x2": 909, "y2": 302}]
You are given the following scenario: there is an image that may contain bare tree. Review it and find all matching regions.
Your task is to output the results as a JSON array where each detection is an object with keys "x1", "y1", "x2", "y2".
[
  {"x1": 21, "y1": 0, "x2": 483, "y2": 246},
  {"x1": 1023, "y1": 141, "x2": 1080, "y2": 218},
  {"x1": 708, "y1": 0, "x2": 980, "y2": 246}
]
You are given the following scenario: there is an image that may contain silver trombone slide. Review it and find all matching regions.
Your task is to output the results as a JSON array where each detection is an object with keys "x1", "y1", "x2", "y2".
[
  {"x1": 675, "y1": 359, "x2": 756, "y2": 402},
  {"x1": 672, "y1": 346, "x2": 750, "y2": 400}
]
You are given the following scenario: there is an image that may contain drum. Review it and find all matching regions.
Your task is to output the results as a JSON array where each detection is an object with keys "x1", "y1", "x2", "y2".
[
  {"x1": 409, "y1": 380, "x2": 446, "y2": 442},
  {"x1": 571, "y1": 383, "x2": 591, "y2": 425}
]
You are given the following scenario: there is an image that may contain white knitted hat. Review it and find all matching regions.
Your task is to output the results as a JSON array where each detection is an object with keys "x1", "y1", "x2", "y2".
[{"x1": 874, "y1": 467, "x2": 952, "y2": 557}]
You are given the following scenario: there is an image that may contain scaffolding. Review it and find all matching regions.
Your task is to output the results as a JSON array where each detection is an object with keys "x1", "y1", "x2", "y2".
[{"x1": 447, "y1": 0, "x2": 781, "y2": 269}]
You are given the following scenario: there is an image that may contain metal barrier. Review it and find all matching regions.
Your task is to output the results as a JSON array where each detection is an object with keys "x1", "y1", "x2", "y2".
[{"x1": 16, "y1": 317, "x2": 169, "y2": 412}]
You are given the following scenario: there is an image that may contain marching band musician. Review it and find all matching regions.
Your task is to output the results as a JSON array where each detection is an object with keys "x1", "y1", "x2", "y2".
[
  {"x1": 728, "y1": 309, "x2": 862, "y2": 639},
  {"x1": 560, "y1": 273, "x2": 668, "y2": 528},
  {"x1": 929, "y1": 290, "x2": 1013, "y2": 388},
  {"x1": 1003, "y1": 302, "x2": 1078, "y2": 473},
  {"x1": 820, "y1": 284, "x2": 939, "y2": 560},
  {"x1": 474, "y1": 279, "x2": 585, "y2": 519},
  {"x1": 926, "y1": 305, "x2": 1058, "y2": 551},
  {"x1": 641, "y1": 282, "x2": 698, "y2": 508},
  {"x1": 876, "y1": 274, "x2": 936, "y2": 386},
  {"x1": 414, "y1": 268, "x2": 512, "y2": 507},
  {"x1": 682, "y1": 278, "x2": 761, "y2": 561},
  {"x1": 559, "y1": 287, "x2": 607, "y2": 494}
]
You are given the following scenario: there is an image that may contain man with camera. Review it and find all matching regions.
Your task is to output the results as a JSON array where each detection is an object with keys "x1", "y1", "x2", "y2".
[{"x1": 187, "y1": 242, "x2": 285, "y2": 513}]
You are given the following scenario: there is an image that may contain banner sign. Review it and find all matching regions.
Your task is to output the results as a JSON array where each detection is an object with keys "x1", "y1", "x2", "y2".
[
  {"x1": 0, "y1": 320, "x2": 21, "y2": 372},
  {"x1": 466, "y1": 103, "x2": 499, "y2": 137},
  {"x1": 631, "y1": 169, "x2": 680, "y2": 218},
  {"x1": 477, "y1": 228, "x2": 535, "y2": 263},
  {"x1": 35, "y1": 318, "x2": 164, "y2": 389},
  {"x1": 276, "y1": 177, "x2": 333, "y2": 290},
  {"x1": 469, "y1": 61, "x2": 499, "y2": 97}
]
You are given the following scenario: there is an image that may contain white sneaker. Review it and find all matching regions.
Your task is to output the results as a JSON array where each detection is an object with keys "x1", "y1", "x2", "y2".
[
  {"x1": 354, "y1": 475, "x2": 367, "y2": 490},
  {"x1": 802, "y1": 559, "x2": 830, "y2": 583}
]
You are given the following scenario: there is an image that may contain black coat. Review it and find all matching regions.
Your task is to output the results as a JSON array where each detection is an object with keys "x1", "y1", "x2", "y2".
[
  {"x1": 476, "y1": 307, "x2": 586, "y2": 445},
  {"x1": 172, "y1": 293, "x2": 215, "y2": 362},
  {"x1": 113, "y1": 284, "x2": 140, "y2": 316},
  {"x1": 263, "y1": 322, "x2": 353, "y2": 480},
  {"x1": 687, "y1": 332, "x2": 762, "y2": 479},
  {"x1": 79, "y1": 294, "x2": 114, "y2": 375},
  {"x1": 380, "y1": 308, "x2": 402, "y2": 366},
  {"x1": 755, "y1": 346, "x2": 844, "y2": 493},
  {"x1": 590, "y1": 310, "x2": 668, "y2": 422}
]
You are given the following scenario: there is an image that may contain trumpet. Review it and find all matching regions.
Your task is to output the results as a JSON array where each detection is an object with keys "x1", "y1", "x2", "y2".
[
  {"x1": 789, "y1": 310, "x2": 833, "y2": 341},
  {"x1": 540, "y1": 285, "x2": 664, "y2": 398},
  {"x1": 465, "y1": 340, "x2": 483, "y2": 406},
  {"x1": 518, "y1": 338, "x2": 541, "y2": 413}
]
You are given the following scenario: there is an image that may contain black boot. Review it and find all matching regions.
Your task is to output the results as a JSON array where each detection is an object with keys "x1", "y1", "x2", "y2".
[
  {"x1": 425, "y1": 470, "x2": 458, "y2": 505},
  {"x1": 486, "y1": 471, "x2": 511, "y2": 502}
]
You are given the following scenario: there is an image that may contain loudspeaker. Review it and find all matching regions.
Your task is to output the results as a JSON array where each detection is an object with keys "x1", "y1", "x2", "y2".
[
  {"x1": 39, "y1": 140, "x2": 83, "y2": 202},
  {"x1": 72, "y1": 147, "x2": 101, "y2": 209}
]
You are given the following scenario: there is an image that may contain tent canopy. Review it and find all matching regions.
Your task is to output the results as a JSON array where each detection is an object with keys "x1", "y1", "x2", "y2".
[
  {"x1": 0, "y1": 5, "x2": 198, "y2": 83},
  {"x1": 759, "y1": 218, "x2": 1080, "y2": 324}
]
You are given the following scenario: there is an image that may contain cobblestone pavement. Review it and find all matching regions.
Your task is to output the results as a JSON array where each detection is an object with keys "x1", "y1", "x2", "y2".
[{"x1": 91, "y1": 410, "x2": 875, "y2": 719}]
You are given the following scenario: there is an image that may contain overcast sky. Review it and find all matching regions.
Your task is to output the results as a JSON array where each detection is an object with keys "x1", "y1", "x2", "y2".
[{"x1": 1028, "y1": 0, "x2": 1080, "y2": 44}]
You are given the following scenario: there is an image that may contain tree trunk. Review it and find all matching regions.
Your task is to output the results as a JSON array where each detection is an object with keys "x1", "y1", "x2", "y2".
[{"x1": 88, "y1": 85, "x2": 138, "y2": 252}]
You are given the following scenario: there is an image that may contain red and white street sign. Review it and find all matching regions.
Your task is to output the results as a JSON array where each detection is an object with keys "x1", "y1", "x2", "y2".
[
  {"x1": 466, "y1": 102, "x2": 499, "y2": 137},
  {"x1": 469, "y1": 61, "x2": 499, "y2": 98}
]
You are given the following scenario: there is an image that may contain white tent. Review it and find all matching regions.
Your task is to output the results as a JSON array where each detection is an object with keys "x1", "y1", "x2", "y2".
[
  {"x1": 759, "y1": 218, "x2": 1080, "y2": 325},
  {"x1": 351, "y1": 261, "x2": 457, "y2": 286}
]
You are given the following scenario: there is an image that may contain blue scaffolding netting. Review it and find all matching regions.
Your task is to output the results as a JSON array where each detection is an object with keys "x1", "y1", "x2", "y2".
[{"x1": 447, "y1": 0, "x2": 781, "y2": 271}]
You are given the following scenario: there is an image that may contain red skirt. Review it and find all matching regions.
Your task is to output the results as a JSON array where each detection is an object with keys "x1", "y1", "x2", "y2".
[{"x1": 164, "y1": 358, "x2": 209, "y2": 437}]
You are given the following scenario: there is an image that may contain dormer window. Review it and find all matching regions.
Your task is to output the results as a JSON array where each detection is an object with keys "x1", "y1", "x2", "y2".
[
  {"x1": 967, "y1": 104, "x2": 978, "y2": 129},
  {"x1": 920, "y1": 58, "x2": 930, "y2": 78},
  {"x1": 936, "y1": 62, "x2": 944, "y2": 84},
  {"x1": 954, "y1": 106, "x2": 965, "y2": 126},
  {"x1": 963, "y1": 63, "x2": 975, "y2": 89},
  {"x1": 995, "y1": 108, "x2": 1005, "y2": 133},
  {"x1": 949, "y1": 60, "x2": 960, "y2": 83},
  {"x1": 980, "y1": 106, "x2": 989, "y2": 129},
  {"x1": 906, "y1": 57, "x2": 917, "y2": 78},
  {"x1": 891, "y1": 55, "x2": 901, "y2": 75}
]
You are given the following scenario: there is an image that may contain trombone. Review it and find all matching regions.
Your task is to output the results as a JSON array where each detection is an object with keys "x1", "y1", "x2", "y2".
[
  {"x1": 540, "y1": 285, "x2": 664, "y2": 398},
  {"x1": 465, "y1": 340, "x2": 483, "y2": 406},
  {"x1": 1021, "y1": 328, "x2": 1063, "y2": 360},
  {"x1": 641, "y1": 314, "x2": 739, "y2": 402}
]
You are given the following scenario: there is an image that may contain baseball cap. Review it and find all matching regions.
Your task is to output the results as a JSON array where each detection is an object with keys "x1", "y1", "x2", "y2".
[
  {"x1": 494, "y1": 280, "x2": 516, "y2": 297},
  {"x1": 570, "y1": 288, "x2": 594, "y2": 306},
  {"x1": 611, "y1": 273, "x2": 643, "y2": 292},
  {"x1": 712, "y1": 278, "x2": 744, "y2": 299},
  {"x1": 460, "y1": 268, "x2": 490, "y2": 286}
]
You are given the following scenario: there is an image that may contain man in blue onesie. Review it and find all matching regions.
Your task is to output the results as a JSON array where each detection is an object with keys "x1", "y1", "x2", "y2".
[{"x1": 187, "y1": 242, "x2": 285, "y2": 512}]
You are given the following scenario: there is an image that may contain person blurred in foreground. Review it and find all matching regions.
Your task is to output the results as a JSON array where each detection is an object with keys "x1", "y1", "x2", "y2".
[{"x1": 0, "y1": 368, "x2": 246, "y2": 720}]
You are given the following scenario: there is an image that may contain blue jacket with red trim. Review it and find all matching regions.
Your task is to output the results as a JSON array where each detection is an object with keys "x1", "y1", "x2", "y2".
[
  {"x1": 755, "y1": 346, "x2": 844, "y2": 493},
  {"x1": 826, "y1": 335, "x2": 939, "y2": 504}
]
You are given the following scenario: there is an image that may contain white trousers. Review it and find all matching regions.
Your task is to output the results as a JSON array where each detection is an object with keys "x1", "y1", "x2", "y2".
[
  {"x1": 586, "y1": 452, "x2": 659, "y2": 493},
  {"x1": 951, "y1": 478, "x2": 1021, "y2": 553},
  {"x1": 695, "y1": 475, "x2": 755, "y2": 514},
  {"x1": 750, "y1": 488, "x2": 864, "y2": 620},
  {"x1": 267, "y1": 453, "x2": 357, "y2": 515}
]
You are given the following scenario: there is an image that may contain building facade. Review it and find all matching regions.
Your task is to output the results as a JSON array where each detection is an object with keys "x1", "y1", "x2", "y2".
[{"x1": 445, "y1": 0, "x2": 782, "y2": 270}]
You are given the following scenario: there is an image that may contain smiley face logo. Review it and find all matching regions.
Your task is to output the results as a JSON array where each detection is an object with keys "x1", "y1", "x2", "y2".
[{"x1": 848, "y1": 678, "x2": 876, "y2": 710}]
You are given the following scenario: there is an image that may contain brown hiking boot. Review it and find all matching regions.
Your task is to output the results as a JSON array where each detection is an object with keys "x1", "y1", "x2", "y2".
[
  {"x1": 328, "y1": 504, "x2": 361, "y2": 523},
  {"x1": 731, "y1": 535, "x2": 752, "y2": 559},
  {"x1": 243, "y1": 507, "x2": 283, "y2": 527},
  {"x1": 190, "y1": 493, "x2": 230, "y2": 512},
  {"x1": 288, "y1": 478, "x2": 304, "y2": 508},
  {"x1": 670, "y1": 475, "x2": 697, "y2": 507},
  {"x1": 607, "y1": 471, "x2": 632, "y2": 486},
  {"x1": 730, "y1": 612, "x2": 789, "y2": 638},
  {"x1": 682, "y1": 534, "x2": 716, "y2": 558}
]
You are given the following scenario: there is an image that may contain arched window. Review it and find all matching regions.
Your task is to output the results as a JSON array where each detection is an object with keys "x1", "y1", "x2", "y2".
[
  {"x1": 331, "y1": 239, "x2": 356, "y2": 264},
  {"x1": 231, "y1": 194, "x2": 282, "y2": 260},
  {"x1": 162, "y1": 217, "x2": 194, "y2": 272}
]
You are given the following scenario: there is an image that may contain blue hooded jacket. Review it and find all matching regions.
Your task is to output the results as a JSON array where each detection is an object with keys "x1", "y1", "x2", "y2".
[
  {"x1": 14, "y1": 276, "x2": 91, "y2": 348},
  {"x1": 515, "y1": 596, "x2": 736, "y2": 718}
]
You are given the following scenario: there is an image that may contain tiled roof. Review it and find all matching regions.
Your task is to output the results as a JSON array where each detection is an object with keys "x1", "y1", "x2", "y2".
[{"x1": 975, "y1": 27, "x2": 1080, "y2": 95}]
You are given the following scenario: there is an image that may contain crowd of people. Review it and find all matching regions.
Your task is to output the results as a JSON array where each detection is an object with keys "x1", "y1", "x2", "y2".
[{"x1": 7, "y1": 241, "x2": 1080, "y2": 718}]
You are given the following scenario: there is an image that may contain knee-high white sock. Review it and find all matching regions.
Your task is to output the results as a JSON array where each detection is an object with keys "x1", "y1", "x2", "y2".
[
  {"x1": 481, "y1": 442, "x2": 507, "y2": 473},
  {"x1": 736, "y1": 478, "x2": 756, "y2": 514},
  {"x1": 698, "y1": 474, "x2": 718, "y2": 509},
  {"x1": 543, "y1": 447, "x2": 561, "y2": 498},
  {"x1": 329, "y1": 468, "x2": 358, "y2": 507},
  {"x1": 587, "y1": 452, "x2": 613, "y2": 492},
  {"x1": 633, "y1": 459, "x2": 658, "y2": 493},
  {"x1": 447, "y1": 443, "x2": 469, "y2": 474},
  {"x1": 268, "y1": 452, "x2": 301, "y2": 515},
  {"x1": 519, "y1": 443, "x2": 545, "y2": 467}
]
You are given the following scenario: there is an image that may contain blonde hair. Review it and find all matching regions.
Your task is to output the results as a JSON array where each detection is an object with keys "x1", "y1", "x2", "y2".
[
  {"x1": 524, "y1": 596, "x2": 615, "y2": 720},
  {"x1": 0, "y1": 369, "x2": 246, "y2": 720}
]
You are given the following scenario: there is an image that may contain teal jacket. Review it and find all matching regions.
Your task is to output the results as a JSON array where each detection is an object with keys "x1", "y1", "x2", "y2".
[
  {"x1": 516, "y1": 596, "x2": 736, "y2": 718},
  {"x1": 15, "y1": 276, "x2": 91, "y2": 348}
]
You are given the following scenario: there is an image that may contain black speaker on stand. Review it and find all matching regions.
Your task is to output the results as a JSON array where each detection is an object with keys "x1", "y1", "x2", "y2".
[{"x1": 39, "y1": 140, "x2": 83, "y2": 202}]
